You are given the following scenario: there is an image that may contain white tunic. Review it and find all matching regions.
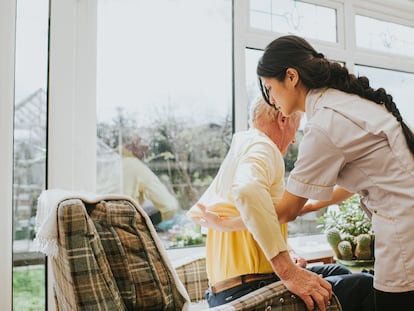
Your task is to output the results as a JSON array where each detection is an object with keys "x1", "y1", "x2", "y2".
[{"x1": 287, "y1": 88, "x2": 414, "y2": 293}]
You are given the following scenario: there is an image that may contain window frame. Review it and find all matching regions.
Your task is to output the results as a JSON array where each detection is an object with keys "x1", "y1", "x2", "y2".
[{"x1": 0, "y1": 0, "x2": 16, "y2": 309}]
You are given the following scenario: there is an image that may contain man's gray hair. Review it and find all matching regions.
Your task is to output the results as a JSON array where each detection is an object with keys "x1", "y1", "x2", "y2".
[
  {"x1": 248, "y1": 97, "x2": 302, "y2": 128},
  {"x1": 248, "y1": 97, "x2": 280, "y2": 128}
]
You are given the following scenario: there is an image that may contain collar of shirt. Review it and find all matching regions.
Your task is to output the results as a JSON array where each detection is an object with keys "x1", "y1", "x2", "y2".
[{"x1": 305, "y1": 87, "x2": 329, "y2": 119}]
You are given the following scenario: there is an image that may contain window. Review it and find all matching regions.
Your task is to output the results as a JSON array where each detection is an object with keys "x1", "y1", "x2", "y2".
[
  {"x1": 355, "y1": 65, "x2": 414, "y2": 127},
  {"x1": 356, "y1": 15, "x2": 414, "y2": 58},
  {"x1": 249, "y1": 0, "x2": 338, "y2": 42},
  {"x1": 13, "y1": 0, "x2": 49, "y2": 309},
  {"x1": 95, "y1": 0, "x2": 233, "y2": 249}
]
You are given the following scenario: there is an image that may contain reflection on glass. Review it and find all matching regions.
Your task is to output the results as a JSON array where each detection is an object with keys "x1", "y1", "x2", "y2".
[
  {"x1": 355, "y1": 15, "x2": 414, "y2": 58},
  {"x1": 96, "y1": 0, "x2": 232, "y2": 248},
  {"x1": 355, "y1": 65, "x2": 414, "y2": 128},
  {"x1": 249, "y1": 0, "x2": 337, "y2": 42},
  {"x1": 13, "y1": 0, "x2": 49, "y2": 309}
]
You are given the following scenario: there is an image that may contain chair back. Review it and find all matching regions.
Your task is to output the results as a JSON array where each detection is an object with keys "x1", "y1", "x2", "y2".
[{"x1": 52, "y1": 196, "x2": 189, "y2": 310}]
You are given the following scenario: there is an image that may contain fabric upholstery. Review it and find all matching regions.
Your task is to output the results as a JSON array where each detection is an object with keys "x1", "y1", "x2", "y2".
[
  {"x1": 175, "y1": 256, "x2": 342, "y2": 311},
  {"x1": 52, "y1": 197, "x2": 189, "y2": 310},
  {"x1": 209, "y1": 280, "x2": 342, "y2": 311},
  {"x1": 175, "y1": 257, "x2": 209, "y2": 302}
]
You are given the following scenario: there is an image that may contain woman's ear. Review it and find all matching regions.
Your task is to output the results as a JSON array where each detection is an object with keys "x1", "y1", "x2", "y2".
[{"x1": 286, "y1": 68, "x2": 299, "y2": 86}]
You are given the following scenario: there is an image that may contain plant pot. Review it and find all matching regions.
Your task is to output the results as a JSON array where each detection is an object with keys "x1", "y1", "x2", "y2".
[{"x1": 335, "y1": 258, "x2": 374, "y2": 267}]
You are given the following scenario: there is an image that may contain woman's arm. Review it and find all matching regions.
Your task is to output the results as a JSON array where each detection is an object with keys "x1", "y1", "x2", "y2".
[
  {"x1": 298, "y1": 186, "x2": 353, "y2": 216},
  {"x1": 273, "y1": 190, "x2": 308, "y2": 223},
  {"x1": 190, "y1": 191, "x2": 308, "y2": 231}
]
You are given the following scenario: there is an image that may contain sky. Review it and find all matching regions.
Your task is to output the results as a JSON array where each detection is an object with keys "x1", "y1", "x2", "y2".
[{"x1": 96, "y1": 0, "x2": 233, "y2": 126}]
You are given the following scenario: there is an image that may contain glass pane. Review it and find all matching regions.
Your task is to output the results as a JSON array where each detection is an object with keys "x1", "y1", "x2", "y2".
[
  {"x1": 96, "y1": 0, "x2": 232, "y2": 249},
  {"x1": 245, "y1": 48, "x2": 263, "y2": 107},
  {"x1": 250, "y1": 0, "x2": 337, "y2": 42},
  {"x1": 355, "y1": 65, "x2": 414, "y2": 128},
  {"x1": 13, "y1": 0, "x2": 49, "y2": 309},
  {"x1": 245, "y1": 48, "x2": 320, "y2": 236},
  {"x1": 356, "y1": 15, "x2": 414, "y2": 58}
]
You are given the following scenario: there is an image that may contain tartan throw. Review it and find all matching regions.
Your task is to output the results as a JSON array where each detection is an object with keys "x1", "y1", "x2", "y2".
[{"x1": 52, "y1": 198, "x2": 189, "y2": 311}]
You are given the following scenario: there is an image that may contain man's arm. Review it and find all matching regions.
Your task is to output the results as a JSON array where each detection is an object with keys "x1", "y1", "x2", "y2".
[
  {"x1": 189, "y1": 190, "x2": 308, "y2": 230},
  {"x1": 270, "y1": 251, "x2": 332, "y2": 311}
]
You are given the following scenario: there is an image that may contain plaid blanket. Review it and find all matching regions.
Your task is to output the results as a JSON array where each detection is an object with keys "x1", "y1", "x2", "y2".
[{"x1": 52, "y1": 197, "x2": 189, "y2": 311}]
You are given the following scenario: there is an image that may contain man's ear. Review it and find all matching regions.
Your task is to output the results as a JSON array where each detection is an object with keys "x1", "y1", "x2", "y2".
[{"x1": 276, "y1": 111, "x2": 288, "y2": 129}]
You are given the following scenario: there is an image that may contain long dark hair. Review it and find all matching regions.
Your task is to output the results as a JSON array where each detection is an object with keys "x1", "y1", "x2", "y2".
[{"x1": 257, "y1": 35, "x2": 414, "y2": 156}]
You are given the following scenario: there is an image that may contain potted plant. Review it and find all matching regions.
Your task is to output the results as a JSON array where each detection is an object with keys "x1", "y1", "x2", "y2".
[{"x1": 317, "y1": 194, "x2": 374, "y2": 266}]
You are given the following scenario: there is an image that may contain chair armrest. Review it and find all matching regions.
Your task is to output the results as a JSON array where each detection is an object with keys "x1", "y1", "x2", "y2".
[
  {"x1": 207, "y1": 280, "x2": 342, "y2": 311},
  {"x1": 174, "y1": 255, "x2": 342, "y2": 311},
  {"x1": 174, "y1": 256, "x2": 209, "y2": 302}
]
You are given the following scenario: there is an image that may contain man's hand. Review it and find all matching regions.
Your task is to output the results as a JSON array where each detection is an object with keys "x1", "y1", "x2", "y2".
[
  {"x1": 271, "y1": 251, "x2": 332, "y2": 311},
  {"x1": 285, "y1": 268, "x2": 332, "y2": 311}
]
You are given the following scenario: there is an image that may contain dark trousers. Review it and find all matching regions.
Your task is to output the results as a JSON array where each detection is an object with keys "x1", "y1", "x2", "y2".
[
  {"x1": 206, "y1": 264, "x2": 375, "y2": 310},
  {"x1": 205, "y1": 274, "x2": 280, "y2": 307},
  {"x1": 374, "y1": 289, "x2": 414, "y2": 311},
  {"x1": 309, "y1": 264, "x2": 375, "y2": 311}
]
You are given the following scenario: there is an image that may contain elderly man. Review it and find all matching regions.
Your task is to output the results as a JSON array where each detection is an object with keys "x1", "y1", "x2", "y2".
[{"x1": 188, "y1": 98, "x2": 374, "y2": 311}]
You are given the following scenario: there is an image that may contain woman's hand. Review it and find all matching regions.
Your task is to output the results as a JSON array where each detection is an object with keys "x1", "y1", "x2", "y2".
[
  {"x1": 190, "y1": 203, "x2": 246, "y2": 232},
  {"x1": 298, "y1": 201, "x2": 318, "y2": 216}
]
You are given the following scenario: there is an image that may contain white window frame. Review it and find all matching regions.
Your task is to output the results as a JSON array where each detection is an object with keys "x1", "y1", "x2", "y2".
[
  {"x1": 46, "y1": 1, "x2": 98, "y2": 309},
  {"x1": 0, "y1": 0, "x2": 16, "y2": 309},
  {"x1": 234, "y1": 0, "x2": 414, "y2": 90}
]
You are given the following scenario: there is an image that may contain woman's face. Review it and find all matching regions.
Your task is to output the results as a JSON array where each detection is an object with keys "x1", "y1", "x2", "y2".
[{"x1": 261, "y1": 69, "x2": 305, "y2": 116}]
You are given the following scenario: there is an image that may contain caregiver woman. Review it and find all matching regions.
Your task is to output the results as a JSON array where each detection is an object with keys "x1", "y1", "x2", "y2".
[{"x1": 257, "y1": 35, "x2": 414, "y2": 310}]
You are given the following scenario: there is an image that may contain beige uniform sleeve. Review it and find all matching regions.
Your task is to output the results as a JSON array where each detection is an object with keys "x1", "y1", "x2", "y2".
[{"x1": 288, "y1": 123, "x2": 345, "y2": 201}]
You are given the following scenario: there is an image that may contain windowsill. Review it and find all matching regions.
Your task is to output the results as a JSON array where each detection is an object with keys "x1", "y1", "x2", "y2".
[{"x1": 288, "y1": 234, "x2": 334, "y2": 263}]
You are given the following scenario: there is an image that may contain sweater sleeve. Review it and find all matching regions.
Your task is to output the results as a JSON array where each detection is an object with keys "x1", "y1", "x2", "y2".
[{"x1": 232, "y1": 141, "x2": 287, "y2": 260}]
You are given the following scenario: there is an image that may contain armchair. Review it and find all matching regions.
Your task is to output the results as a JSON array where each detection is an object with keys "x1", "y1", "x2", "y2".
[{"x1": 35, "y1": 189, "x2": 342, "y2": 310}]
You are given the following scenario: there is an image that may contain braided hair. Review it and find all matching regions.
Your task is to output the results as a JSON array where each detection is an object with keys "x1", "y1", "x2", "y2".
[{"x1": 257, "y1": 35, "x2": 414, "y2": 156}]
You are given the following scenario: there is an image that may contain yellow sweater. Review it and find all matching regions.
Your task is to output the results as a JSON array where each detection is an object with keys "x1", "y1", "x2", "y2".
[{"x1": 188, "y1": 128, "x2": 288, "y2": 285}]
